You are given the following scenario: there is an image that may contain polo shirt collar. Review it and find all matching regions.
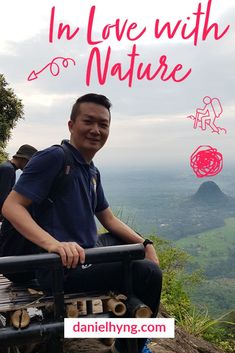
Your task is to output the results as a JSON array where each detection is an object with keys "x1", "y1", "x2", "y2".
[{"x1": 62, "y1": 139, "x2": 95, "y2": 168}]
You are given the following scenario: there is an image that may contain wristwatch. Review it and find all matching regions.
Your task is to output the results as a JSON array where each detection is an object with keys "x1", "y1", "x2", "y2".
[{"x1": 142, "y1": 239, "x2": 154, "y2": 247}]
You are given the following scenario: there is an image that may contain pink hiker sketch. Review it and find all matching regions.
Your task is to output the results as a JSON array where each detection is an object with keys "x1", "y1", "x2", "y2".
[{"x1": 187, "y1": 96, "x2": 227, "y2": 134}]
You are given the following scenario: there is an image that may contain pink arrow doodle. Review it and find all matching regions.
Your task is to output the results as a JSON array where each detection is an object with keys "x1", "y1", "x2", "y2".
[{"x1": 27, "y1": 56, "x2": 76, "y2": 81}]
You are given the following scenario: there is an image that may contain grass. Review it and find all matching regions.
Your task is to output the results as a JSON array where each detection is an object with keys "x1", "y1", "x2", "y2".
[{"x1": 176, "y1": 305, "x2": 234, "y2": 336}]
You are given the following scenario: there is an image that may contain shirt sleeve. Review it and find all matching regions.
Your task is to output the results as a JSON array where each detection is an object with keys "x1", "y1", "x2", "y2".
[
  {"x1": 14, "y1": 147, "x2": 64, "y2": 204},
  {"x1": 95, "y1": 169, "x2": 109, "y2": 213}
]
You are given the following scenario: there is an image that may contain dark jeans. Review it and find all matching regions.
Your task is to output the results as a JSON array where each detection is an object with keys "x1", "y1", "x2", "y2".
[{"x1": 37, "y1": 233, "x2": 162, "y2": 353}]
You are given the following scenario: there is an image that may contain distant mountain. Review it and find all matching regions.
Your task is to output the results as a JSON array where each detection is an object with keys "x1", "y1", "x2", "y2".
[
  {"x1": 155, "y1": 181, "x2": 235, "y2": 240},
  {"x1": 191, "y1": 181, "x2": 229, "y2": 205}
]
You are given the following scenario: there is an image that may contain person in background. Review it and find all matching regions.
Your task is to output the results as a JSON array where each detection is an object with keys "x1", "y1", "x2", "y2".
[{"x1": 0, "y1": 144, "x2": 37, "y2": 219}]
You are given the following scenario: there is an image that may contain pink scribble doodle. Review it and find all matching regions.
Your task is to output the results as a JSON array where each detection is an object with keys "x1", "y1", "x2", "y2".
[
  {"x1": 190, "y1": 145, "x2": 223, "y2": 178},
  {"x1": 187, "y1": 96, "x2": 227, "y2": 134},
  {"x1": 27, "y1": 56, "x2": 76, "y2": 81}
]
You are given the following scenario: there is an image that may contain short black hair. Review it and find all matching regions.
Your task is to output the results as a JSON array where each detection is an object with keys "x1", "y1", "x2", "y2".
[{"x1": 70, "y1": 93, "x2": 112, "y2": 122}]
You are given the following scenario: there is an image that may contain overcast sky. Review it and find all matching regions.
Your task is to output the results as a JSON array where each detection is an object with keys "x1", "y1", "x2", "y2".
[{"x1": 0, "y1": 0, "x2": 235, "y2": 175}]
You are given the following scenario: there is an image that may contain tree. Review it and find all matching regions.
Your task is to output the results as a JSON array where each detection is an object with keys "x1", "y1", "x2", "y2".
[{"x1": 0, "y1": 74, "x2": 24, "y2": 162}]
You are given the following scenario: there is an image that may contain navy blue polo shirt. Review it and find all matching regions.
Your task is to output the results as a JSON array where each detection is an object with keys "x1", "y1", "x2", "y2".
[{"x1": 14, "y1": 141, "x2": 109, "y2": 248}]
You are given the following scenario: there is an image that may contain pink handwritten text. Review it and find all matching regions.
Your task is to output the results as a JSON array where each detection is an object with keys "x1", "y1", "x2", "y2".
[
  {"x1": 86, "y1": 45, "x2": 192, "y2": 87},
  {"x1": 27, "y1": 0, "x2": 230, "y2": 85},
  {"x1": 154, "y1": 0, "x2": 229, "y2": 46}
]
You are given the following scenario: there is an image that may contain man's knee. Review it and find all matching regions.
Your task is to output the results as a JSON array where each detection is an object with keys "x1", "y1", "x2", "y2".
[
  {"x1": 145, "y1": 260, "x2": 162, "y2": 288},
  {"x1": 133, "y1": 259, "x2": 162, "y2": 288}
]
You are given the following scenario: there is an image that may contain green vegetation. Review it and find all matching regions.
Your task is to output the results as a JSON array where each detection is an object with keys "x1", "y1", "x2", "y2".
[
  {"x1": 176, "y1": 217, "x2": 235, "y2": 272},
  {"x1": 150, "y1": 236, "x2": 201, "y2": 314},
  {"x1": 176, "y1": 218, "x2": 235, "y2": 317},
  {"x1": 0, "y1": 73, "x2": 24, "y2": 161},
  {"x1": 190, "y1": 278, "x2": 235, "y2": 318},
  {"x1": 150, "y1": 236, "x2": 235, "y2": 352}
]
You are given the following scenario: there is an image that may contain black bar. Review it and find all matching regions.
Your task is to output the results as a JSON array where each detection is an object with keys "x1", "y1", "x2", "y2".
[
  {"x1": 123, "y1": 259, "x2": 133, "y2": 295},
  {"x1": 0, "y1": 322, "x2": 64, "y2": 346},
  {"x1": 52, "y1": 265, "x2": 64, "y2": 322},
  {"x1": 0, "y1": 253, "x2": 61, "y2": 273},
  {"x1": 0, "y1": 244, "x2": 145, "y2": 274},
  {"x1": 85, "y1": 244, "x2": 145, "y2": 264}
]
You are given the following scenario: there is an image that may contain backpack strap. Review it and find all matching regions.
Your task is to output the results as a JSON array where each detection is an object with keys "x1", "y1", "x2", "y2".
[{"x1": 47, "y1": 142, "x2": 75, "y2": 202}]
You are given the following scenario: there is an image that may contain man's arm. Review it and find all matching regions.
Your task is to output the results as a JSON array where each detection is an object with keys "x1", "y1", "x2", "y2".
[
  {"x1": 2, "y1": 190, "x2": 85, "y2": 268},
  {"x1": 96, "y1": 207, "x2": 159, "y2": 265}
]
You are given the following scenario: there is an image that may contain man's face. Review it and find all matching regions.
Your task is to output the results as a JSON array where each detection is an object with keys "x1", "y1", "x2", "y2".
[
  {"x1": 68, "y1": 102, "x2": 110, "y2": 158},
  {"x1": 19, "y1": 158, "x2": 28, "y2": 171}
]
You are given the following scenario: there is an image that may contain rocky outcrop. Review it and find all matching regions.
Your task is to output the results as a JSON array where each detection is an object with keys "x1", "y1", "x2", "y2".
[
  {"x1": 149, "y1": 326, "x2": 224, "y2": 353},
  {"x1": 63, "y1": 328, "x2": 224, "y2": 353}
]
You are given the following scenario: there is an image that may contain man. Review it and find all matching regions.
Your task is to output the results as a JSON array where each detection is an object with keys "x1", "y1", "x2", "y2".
[
  {"x1": 2, "y1": 94, "x2": 162, "y2": 353},
  {"x1": 0, "y1": 144, "x2": 37, "y2": 218}
]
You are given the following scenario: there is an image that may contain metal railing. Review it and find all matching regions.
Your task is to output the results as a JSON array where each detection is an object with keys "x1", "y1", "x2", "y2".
[{"x1": 0, "y1": 244, "x2": 145, "y2": 352}]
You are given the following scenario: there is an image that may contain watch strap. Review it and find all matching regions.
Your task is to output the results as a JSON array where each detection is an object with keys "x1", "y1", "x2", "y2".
[{"x1": 143, "y1": 239, "x2": 154, "y2": 247}]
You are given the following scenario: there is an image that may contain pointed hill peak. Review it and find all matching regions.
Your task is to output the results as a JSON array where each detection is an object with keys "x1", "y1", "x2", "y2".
[{"x1": 191, "y1": 181, "x2": 228, "y2": 205}]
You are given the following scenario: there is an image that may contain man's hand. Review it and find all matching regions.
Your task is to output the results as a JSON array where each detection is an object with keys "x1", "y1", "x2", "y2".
[
  {"x1": 145, "y1": 244, "x2": 160, "y2": 266},
  {"x1": 47, "y1": 241, "x2": 85, "y2": 269}
]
